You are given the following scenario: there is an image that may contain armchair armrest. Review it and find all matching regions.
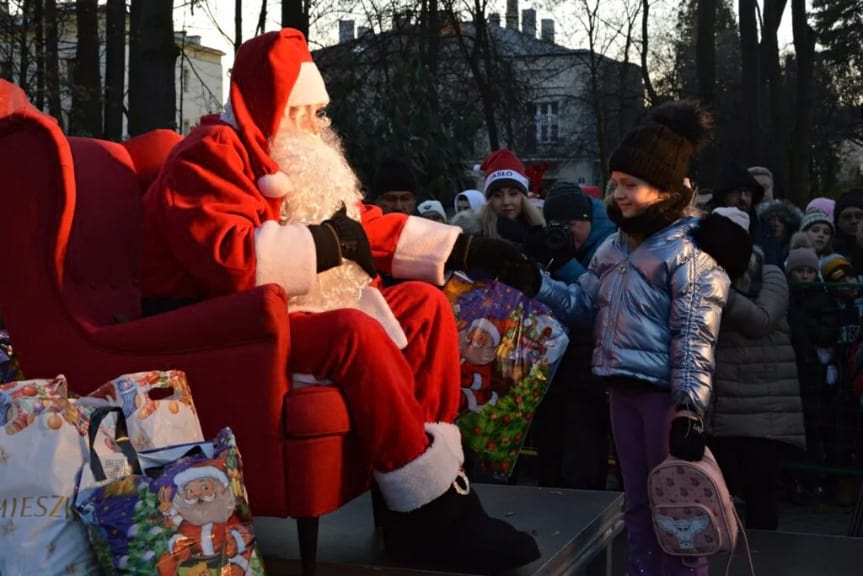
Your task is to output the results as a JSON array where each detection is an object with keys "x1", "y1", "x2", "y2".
[{"x1": 89, "y1": 284, "x2": 290, "y2": 354}]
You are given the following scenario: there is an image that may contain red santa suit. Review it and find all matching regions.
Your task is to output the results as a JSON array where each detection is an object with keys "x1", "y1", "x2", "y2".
[{"x1": 141, "y1": 29, "x2": 465, "y2": 513}]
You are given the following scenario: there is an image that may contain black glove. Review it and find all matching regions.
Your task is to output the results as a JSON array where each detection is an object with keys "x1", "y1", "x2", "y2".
[
  {"x1": 668, "y1": 410, "x2": 706, "y2": 462},
  {"x1": 308, "y1": 204, "x2": 376, "y2": 278},
  {"x1": 447, "y1": 235, "x2": 542, "y2": 297},
  {"x1": 524, "y1": 226, "x2": 572, "y2": 272}
]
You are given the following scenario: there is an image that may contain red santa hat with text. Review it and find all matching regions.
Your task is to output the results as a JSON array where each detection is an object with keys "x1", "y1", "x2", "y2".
[
  {"x1": 226, "y1": 28, "x2": 330, "y2": 199},
  {"x1": 479, "y1": 149, "x2": 530, "y2": 197}
]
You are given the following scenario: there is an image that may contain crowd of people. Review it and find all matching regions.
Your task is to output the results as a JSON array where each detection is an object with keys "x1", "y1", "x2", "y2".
[{"x1": 366, "y1": 101, "x2": 863, "y2": 563}]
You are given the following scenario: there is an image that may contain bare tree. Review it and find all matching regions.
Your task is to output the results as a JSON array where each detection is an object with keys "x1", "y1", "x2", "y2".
[
  {"x1": 695, "y1": 0, "x2": 716, "y2": 106},
  {"x1": 789, "y1": 0, "x2": 815, "y2": 203},
  {"x1": 69, "y1": 0, "x2": 102, "y2": 136},
  {"x1": 234, "y1": 0, "x2": 242, "y2": 51},
  {"x1": 738, "y1": 0, "x2": 761, "y2": 161},
  {"x1": 760, "y1": 0, "x2": 788, "y2": 191},
  {"x1": 283, "y1": 0, "x2": 310, "y2": 37},
  {"x1": 33, "y1": 0, "x2": 43, "y2": 109},
  {"x1": 639, "y1": 0, "x2": 658, "y2": 104},
  {"x1": 128, "y1": 0, "x2": 178, "y2": 135},
  {"x1": 43, "y1": 0, "x2": 60, "y2": 120},
  {"x1": 104, "y1": 0, "x2": 125, "y2": 140}
]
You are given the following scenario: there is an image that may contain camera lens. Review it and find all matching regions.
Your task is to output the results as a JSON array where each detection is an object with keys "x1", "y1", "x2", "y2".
[{"x1": 544, "y1": 222, "x2": 572, "y2": 252}]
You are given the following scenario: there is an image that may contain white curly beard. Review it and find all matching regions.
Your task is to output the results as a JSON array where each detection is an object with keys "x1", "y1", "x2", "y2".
[{"x1": 268, "y1": 124, "x2": 371, "y2": 313}]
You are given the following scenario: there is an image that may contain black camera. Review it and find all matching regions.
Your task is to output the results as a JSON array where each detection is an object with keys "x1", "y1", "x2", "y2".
[{"x1": 544, "y1": 221, "x2": 572, "y2": 252}]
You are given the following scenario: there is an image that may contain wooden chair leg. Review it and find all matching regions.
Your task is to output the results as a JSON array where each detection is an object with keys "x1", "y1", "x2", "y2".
[
  {"x1": 297, "y1": 516, "x2": 319, "y2": 576},
  {"x1": 371, "y1": 483, "x2": 386, "y2": 529}
]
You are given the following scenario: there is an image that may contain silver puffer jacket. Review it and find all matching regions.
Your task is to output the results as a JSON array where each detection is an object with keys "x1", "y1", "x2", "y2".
[{"x1": 536, "y1": 217, "x2": 731, "y2": 414}]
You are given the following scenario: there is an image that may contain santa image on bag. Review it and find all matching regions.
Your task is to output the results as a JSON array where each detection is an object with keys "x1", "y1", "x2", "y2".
[
  {"x1": 156, "y1": 464, "x2": 254, "y2": 575},
  {"x1": 141, "y1": 28, "x2": 540, "y2": 573},
  {"x1": 460, "y1": 318, "x2": 502, "y2": 414}
]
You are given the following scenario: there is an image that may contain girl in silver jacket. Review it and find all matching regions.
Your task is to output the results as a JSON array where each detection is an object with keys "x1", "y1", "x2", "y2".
[{"x1": 528, "y1": 101, "x2": 752, "y2": 576}]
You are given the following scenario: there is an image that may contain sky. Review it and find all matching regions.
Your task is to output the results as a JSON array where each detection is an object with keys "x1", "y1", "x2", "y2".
[{"x1": 175, "y1": 0, "x2": 806, "y2": 103}]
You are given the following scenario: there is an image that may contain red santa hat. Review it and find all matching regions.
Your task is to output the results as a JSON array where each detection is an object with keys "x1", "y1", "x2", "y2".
[
  {"x1": 480, "y1": 149, "x2": 530, "y2": 198},
  {"x1": 469, "y1": 318, "x2": 501, "y2": 346},
  {"x1": 173, "y1": 465, "x2": 230, "y2": 488},
  {"x1": 228, "y1": 28, "x2": 330, "y2": 199}
]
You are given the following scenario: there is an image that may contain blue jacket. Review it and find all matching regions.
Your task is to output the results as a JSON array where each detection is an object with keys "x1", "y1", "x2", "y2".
[
  {"x1": 535, "y1": 217, "x2": 731, "y2": 414},
  {"x1": 553, "y1": 196, "x2": 617, "y2": 284}
]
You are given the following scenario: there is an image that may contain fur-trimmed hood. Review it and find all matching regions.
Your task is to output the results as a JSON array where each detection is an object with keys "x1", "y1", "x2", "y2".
[{"x1": 757, "y1": 199, "x2": 803, "y2": 229}]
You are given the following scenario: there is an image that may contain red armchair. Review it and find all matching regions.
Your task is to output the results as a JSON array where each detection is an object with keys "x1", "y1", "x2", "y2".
[{"x1": 0, "y1": 82, "x2": 371, "y2": 575}]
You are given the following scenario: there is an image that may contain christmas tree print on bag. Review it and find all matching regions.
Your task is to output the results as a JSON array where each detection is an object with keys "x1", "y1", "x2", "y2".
[{"x1": 444, "y1": 273, "x2": 568, "y2": 481}]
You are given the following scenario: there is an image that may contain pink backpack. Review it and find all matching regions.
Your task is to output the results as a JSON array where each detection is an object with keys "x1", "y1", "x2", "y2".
[{"x1": 648, "y1": 446, "x2": 755, "y2": 575}]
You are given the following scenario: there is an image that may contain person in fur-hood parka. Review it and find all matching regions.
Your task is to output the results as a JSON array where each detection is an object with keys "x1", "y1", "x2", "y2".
[{"x1": 757, "y1": 199, "x2": 804, "y2": 267}]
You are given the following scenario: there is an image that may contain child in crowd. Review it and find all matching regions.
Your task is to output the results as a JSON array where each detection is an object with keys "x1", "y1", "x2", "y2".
[
  {"x1": 800, "y1": 209, "x2": 836, "y2": 261},
  {"x1": 786, "y1": 234, "x2": 840, "y2": 498},
  {"x1": 528, "y1": 101, "x2": 751, "y2": 576}
]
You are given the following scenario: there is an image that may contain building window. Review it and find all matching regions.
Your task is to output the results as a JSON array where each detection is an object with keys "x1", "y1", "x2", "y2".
[
  {"x1": 536, "y1": 102, "x2": 559, "y2": 143},
  {"x1": 182, "y1": 68, "x2": 190, "y2": 93}
]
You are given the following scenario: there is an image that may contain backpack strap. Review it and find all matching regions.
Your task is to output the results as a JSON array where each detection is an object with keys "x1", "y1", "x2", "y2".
[{"x1": 724, "y1": 506, "x2": 756, "y2": 576}]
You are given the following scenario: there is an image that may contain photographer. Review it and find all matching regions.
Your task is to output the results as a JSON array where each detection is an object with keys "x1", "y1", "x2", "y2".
[{"x1": 527, "y1": 181, "x2": 617, "y2": 488}]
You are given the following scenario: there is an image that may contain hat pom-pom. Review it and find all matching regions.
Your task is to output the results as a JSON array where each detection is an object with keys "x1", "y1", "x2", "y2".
[
  {"x1": 790, "y1": 231, "x2": 813, "y2": 250},
  {"x1": 651, "y1": 100, "x2": 713, "y2": 151},
  {"x1": 258, "y1": 171, "x2": 292, "y2": 198}
]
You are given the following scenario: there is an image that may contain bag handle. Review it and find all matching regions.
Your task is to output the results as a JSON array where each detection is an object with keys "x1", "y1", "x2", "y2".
[
  {"x1": 88, "y1": 406, "x2": 143, "y2": 482},
  {"x1": 724, "y1": 506, "x2": 756, "y2": 576}
]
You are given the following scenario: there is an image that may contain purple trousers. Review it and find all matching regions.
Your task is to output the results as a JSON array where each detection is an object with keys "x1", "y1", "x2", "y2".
[{"x1": 610, "y1": 385, "x2": 708, "y2": 576}]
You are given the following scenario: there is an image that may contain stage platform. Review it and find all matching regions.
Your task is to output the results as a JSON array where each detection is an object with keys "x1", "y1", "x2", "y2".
[{"x1": 256, "y1": 484, "x2": 625, "y2": 576}]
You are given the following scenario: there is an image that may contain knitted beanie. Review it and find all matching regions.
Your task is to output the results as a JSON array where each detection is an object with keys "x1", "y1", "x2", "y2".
[
  {"x1": 480, "y1": 149, "x2": 530, "y2": 197},
  {"x1": 806, "y1": 197, "x2": 836, "y2": 220},
  {"x1": 834, "y1": 189, "x2": 863, "y2": 225},
  {"x1": 417, "y1": 199, "x2": 447, "y2": 221},
  {"x1": 712, "y1": 206, "x2": 750, "y2": 235},
  {"x1": 799, "y1": 209, "x2": 834, "y2": 234},
  {"x1": 714, "y1": 159, "x2": 764, "y2": 207},
  {"x1": 608, "y1": 100, "x2": 712, "y2": 194},
  {"x1": 821, "y1": 254, "x2": 855, "y2": 283},
  {"x1": 371, "y1": 157, "x2": 417, "y2": 199},
  {"x1": 786, "y1": 247, "x2": 819, "y2": 275},
  {"x1": 543, "y1": 181, "x2": 592, "y2": 222}
]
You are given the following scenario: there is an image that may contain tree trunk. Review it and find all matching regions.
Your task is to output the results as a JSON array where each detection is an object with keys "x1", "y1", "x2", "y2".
[
  {"x1": 256, "y1": 0, "x2": 267, "y2": 36},
  {"x1": 640, "y1": 0, "x2": 657, "y2": 104},
  {"x1": 33, "y1": 0, "x2": 43, "y2": 110},
  {"x1": 695, "y1": 0, "x2": 716, "y2": 106},
  {"x1": 282, "y1": 0, "x2": 308, "y2": 38},
  {"x1": 473, "y1": 0, "x2": 499, "y2": 150},
  {"x1": 738, "y1": 0, "x2": 761, "y2": 162},
  {"x1": 104, "y1": 0, "x2": 125, "y2": 140},
  {"x1": 760, "y1": 0, "x2": 788, "y2": 193},
  {"x1": 789, "y1": 0, "x2": 814, "y2": 205},
  {"x1": 128, "y1": 0, "x2": 178, "y2": 135},
  {"x1": 17, "y1": 0, "x2": 31, "y2": 95},
  {"x1": 44, "y1": 0, "x2": 61, "y2": 121},
  {"x1": 234, "y1": 0, "x2": 242, "y2": 52},
  {"x1": 69, "y1": 0, "x2": 102, "y2": 136}
]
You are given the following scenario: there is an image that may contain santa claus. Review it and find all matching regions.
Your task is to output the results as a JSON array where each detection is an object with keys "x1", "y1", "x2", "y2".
[
  {"x1": 141, "y1": 28, "x2": 539, "y2": 573},
  {"x1": 157, "y1": 465, "x2": 253, "y2": 575},
  {"x1": 460, "y1": 318, "x2": 502, "y2": 414}
]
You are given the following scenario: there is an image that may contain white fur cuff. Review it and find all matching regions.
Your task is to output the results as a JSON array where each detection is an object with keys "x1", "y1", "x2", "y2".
[
  {"x1": 390, "y1": 216, "x2": 460, "y2": 285},
  {"x1": 254, "y1": 221, "x2": 317, "y2": 296},
  {"x1": 373, "y1": 422, "x2": 462, "y2": 512}
]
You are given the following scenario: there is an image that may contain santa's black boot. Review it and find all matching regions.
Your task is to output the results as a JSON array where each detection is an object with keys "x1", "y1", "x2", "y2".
[{"x1": 375, "y1": 423, "x2": 540, "y2": 575}]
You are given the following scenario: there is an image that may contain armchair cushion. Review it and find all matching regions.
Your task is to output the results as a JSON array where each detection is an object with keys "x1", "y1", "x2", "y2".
[{"x1": 284, "y1": 386, "x2": 352, "y2": 438}]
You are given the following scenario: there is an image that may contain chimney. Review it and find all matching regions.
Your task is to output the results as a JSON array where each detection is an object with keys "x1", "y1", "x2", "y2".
[
  {"x1": 522, "y1": 9, "x2": 536, "y2": 37},
  {"x1": 540, "y1": 19, "x2": 555, "y2": 43},
  {"x1": 505, "y1": 0, "x2": 519, "y2": 30},
  {"x1": 339, "y1": 20, "x2": 355, "y2": 44},
  {"x1": 488, "y1": 12, "x2": 501, "y2": 27}
]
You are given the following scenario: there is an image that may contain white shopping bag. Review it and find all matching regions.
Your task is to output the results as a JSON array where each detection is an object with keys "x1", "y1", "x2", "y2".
[{"x1": 0, "y1": 371, "x2": 204, "y2": 575}]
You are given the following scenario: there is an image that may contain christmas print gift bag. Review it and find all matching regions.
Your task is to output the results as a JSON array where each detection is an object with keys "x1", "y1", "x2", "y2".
[
  {"x1": 444, "y1": 273, "x2": 569, "y2": 480},
  {"x1": 77, "y1": 370, "x2": 204, "y2": 451},
  {"x1": 74, "y1": 409, "x2": 266, "y2": 576},
  {"x1": 0, "y1": 375, "x2": 98, "y2": 576}
]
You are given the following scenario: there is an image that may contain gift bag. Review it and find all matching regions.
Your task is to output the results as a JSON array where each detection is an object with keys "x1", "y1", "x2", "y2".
[
  {"x1": 0, "y1": 376, "x2": 95, "y2": 575},
  {"x1": 74, "y1": 409, "x2": 266, "y2": 576},
  {"x1": 0, "y1": 327, "x2": 24, "y2": 383},
  {"x1": 444, "y1": 273, "x2": 568, "y2": 480},
  {"x1": 76, "y1": 370, "x2": 203, "y2": 452},
  {"x1": 0, "y1": 371, "x2": 204, "y2": 575}
]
